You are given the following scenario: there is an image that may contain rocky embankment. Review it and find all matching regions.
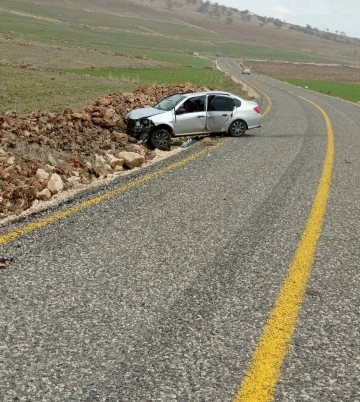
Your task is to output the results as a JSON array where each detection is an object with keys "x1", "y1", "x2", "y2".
[{"x1": 0, "y1": 83, "x2": 204, "y2": 221}]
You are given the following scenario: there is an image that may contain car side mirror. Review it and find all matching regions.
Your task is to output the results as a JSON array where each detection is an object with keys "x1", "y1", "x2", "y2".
[{"x1": 176, "y1": 107, "x2": 185, "y2": 115}]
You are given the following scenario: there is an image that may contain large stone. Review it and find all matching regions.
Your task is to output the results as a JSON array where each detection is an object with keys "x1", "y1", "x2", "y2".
[
  {"x1": 7, "y1": 156, "x2": 15, "y2": 165},
  {"x1": 37, "y1": 188, "x2": 52, "y2": 200},
  {"x1": 36, "y1": 168, "x2": 50, "y2": 181},
  {"x1": 67, "y1": 176, "x2": 81, "y2": 184},
  {"x1": 105, "y1": 152, "x2": 124, "y2": 169},
  {"x1": 110, "y1": 158, "x2": 124, "y2": 169},
  {"x1": 117, "y1": 151, "x2": 145, "y2": 169},
  {"x1": 47, "y1": 173, "x2": 64, "y2": 194}
]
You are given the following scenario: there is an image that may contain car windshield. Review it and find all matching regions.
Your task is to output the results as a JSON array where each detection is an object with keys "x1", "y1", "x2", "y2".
[{"x1": 153, "y1": 94, "x2": 185, "y2": 111}]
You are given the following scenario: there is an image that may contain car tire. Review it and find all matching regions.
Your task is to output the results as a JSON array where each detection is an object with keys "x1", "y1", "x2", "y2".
[
  {"x1": 149, "y1": 128, "x2": 172, "y2": 150},
  {"x1": 228, "y1": 120, "x2": 247, "y2": 137}
]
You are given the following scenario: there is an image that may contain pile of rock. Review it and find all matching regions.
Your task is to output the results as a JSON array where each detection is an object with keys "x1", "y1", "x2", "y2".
[{"x1": 0, "y1": 83, "x2": 204, "y2": 220}]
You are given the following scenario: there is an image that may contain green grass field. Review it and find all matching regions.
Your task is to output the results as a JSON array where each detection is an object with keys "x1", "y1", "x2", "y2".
[
  {"x1": 0, "y1": 4, "x2": 338, "y2": 64},
  {"x1": 0, "y1": 66, "x2": 136, "y2": 113},
  {"x1": 278, "y1": 78, "x2": 360, "y2": 103},
  {"x1": 0, "y1": 63, "x2": 247, "y2": 113},
  {"x1": 70, "y1": 66, "x2": 233, "y2": 88}
]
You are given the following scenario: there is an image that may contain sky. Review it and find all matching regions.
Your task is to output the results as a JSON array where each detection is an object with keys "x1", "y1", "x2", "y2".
[{"x1": 221, "y1": 0, "x2": 360, "y2": 39}]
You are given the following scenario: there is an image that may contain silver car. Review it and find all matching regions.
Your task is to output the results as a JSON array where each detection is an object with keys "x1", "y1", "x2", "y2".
[
  {"x1": 125, "y1": 90, "x2": 262, "y2": 150},
  {"x1": 242, "y1": 68, "x2": 251, "y2": 75}
]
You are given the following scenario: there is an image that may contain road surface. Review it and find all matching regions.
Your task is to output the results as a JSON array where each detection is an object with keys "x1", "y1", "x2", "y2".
[{"x1": 1, "y1": 58, "x2": 359, "y2": 402}]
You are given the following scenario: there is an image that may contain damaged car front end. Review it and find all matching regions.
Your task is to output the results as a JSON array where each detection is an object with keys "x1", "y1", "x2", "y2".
[
  {"x1": 126, "y1": 116, "x2": 155, "y2": 142},
  {"x1": 125, "y1": 94, "x2": 185, "y2": 146}
]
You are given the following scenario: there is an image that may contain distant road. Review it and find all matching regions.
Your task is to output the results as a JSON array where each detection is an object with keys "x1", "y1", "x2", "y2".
[{"x1": 1, "y1": 59, "x2": 359, "y2": 402}]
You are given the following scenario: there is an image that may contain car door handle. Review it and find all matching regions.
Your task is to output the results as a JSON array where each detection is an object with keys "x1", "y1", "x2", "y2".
[
  {"x1": 222, "y1": 114, "x2": 228, "y2": 117},
  {"x1": 198, "y1": 116, "x2": 205, "y2": 118}
]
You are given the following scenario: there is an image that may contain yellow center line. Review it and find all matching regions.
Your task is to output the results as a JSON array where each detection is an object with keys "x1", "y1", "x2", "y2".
[
  {"x1": 233, "y1": 97, "x2": 334, "y2": 402},
  {"x1": 0, "y1": 139, "x2": 230, "y2": 245}
]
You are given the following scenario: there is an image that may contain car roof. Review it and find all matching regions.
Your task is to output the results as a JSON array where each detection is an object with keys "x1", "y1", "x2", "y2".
[{"x1": 180, "y1": 90, "x2": 234, "y2": 98}]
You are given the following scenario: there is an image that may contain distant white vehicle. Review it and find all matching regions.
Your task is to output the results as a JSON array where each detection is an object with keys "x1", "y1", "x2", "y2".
[{"x1": 242, "y1": 67, "x2": 251, "y2": 75}]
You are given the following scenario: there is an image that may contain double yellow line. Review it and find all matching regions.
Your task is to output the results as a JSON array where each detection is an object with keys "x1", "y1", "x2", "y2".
[
  {"x1": 233, "y1": 97, "x2": 334, "y2": 401},
  {"x1": 223, "y1": 65, "x2": 335, "y2": 400}
]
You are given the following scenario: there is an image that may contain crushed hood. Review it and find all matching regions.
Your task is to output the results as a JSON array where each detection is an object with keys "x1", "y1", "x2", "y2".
[{"x1": 128, "y1": 107, "x2": 166, "y2": 120}]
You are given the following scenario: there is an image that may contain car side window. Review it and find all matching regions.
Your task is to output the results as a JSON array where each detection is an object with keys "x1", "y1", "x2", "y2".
[
  {"x1": 181, "y1": 96, "x2": 206, "y2": 114},
  {"x1": 234, "y1": 98, "x2": 241, "y2": 107},
  {"x1": 209, "y1": 97, "x2": 234, "y2": 112}
]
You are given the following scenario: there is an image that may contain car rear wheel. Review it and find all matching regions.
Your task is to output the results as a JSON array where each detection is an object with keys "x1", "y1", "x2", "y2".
[
  {"x1": 229, "y1": 120, "x2": 246, "y2": 137},
  {"x1": 149, "y1": 128, "x2": 172, "y2": 150}
]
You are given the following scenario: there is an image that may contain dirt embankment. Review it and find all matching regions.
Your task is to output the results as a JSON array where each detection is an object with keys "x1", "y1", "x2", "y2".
[{"x1": 0, "y1": 83, "x2": 205, "y2": 222}]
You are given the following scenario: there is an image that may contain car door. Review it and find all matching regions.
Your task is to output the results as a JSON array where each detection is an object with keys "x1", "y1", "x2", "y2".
[
  {"x1": 173, "y1": 96, "x2": 206, "y2": 135},
  {"x1": 206, "y1": 96, "x2": 235, "y2": 133}
]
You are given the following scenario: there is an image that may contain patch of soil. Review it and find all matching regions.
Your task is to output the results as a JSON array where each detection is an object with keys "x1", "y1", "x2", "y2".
[{"x1": 247, "y1": 61, "x2": 360, "y2": 83}]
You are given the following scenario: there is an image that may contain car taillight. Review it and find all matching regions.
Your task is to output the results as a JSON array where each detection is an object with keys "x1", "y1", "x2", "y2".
[{"x1": 253, "y1": 105, "x2": 260, "y2": 114}]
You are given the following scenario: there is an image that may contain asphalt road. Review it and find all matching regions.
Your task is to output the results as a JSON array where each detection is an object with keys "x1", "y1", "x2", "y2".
[{"x1": 1, "y1": 59, "x2": 359, "y2": 402}]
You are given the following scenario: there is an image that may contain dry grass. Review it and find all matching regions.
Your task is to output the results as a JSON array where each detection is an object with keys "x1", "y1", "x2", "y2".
[{"x1": 180, "y1": 16, "x2": 360, "y2": 65}]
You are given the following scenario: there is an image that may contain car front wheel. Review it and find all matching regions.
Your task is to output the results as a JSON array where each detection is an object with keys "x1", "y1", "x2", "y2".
[
  {"x1": 149, "y1": 128, "x2": 172, "y2": 150},
  {"x1": 228, "y1": 120, "x2": 246, "y2": 137}
]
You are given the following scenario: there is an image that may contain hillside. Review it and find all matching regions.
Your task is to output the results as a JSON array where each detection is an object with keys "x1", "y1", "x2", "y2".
[{"x1": 2, "y1": 0, "x2": 360, "y2": 65}]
